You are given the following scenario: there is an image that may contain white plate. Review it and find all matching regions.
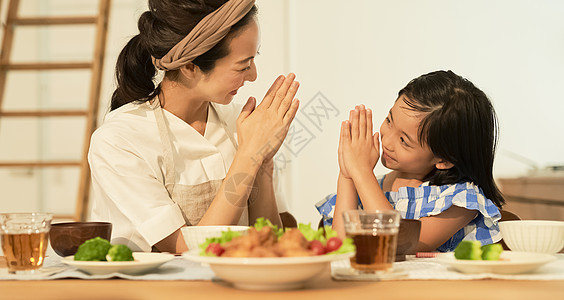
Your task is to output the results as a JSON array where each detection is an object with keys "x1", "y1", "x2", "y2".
[
  {"x1": 437, "y1": 251, "x2": 556, "y2": 274},
  {"x1": 182, "y1": 250, "x2": 353, "y2": 290},
  {"x1": 61, "y1": 252, "x2": 175, "y2": 275}
]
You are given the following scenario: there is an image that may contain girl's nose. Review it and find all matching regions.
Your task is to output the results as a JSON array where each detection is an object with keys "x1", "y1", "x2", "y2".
[{"x1": 380, "y1": 132, "x2": 393, "y2": 152}]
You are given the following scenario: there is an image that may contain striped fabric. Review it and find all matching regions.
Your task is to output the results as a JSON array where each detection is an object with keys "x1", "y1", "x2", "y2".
[{"x1": 315, "y1": 176, "x2": 502, "y2": 252}]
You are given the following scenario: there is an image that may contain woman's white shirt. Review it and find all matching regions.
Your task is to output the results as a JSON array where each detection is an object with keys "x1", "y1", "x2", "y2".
[{"x1": 88, "y1": 101, "x2": 239, "y2": 252}]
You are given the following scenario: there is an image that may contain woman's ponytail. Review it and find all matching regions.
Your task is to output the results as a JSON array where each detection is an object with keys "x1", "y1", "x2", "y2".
[{"x1": 110, "y1": 34, "x2": 159, "y2": 111}]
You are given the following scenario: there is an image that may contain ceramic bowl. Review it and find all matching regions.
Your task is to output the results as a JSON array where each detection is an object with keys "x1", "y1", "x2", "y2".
[
  {"x1": 49, "y1": 222, "x2": 112, "y2": 257},
  {"x1": 396, "y1": 218, "x2": 422, "y2": 261},
  {"x1": 183, "y1": 250, "x2": 353, "y2": 290},
  {"x1": 499, "y1": 220, "x2": 564, "y2": 254},
  {"x1": 181, "y1": 226, "x2": 249, "y2": 252}
]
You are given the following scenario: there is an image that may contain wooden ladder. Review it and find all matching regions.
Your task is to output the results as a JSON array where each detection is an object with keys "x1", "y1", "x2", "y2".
[{"x1": 0, "y1": 0, "x2": 111, "y2": 221}]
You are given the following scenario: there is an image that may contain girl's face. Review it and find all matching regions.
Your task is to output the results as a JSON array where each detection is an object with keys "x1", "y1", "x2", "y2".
[
  {"x1": 196, "y1": 19, "x2": 260, "y2": 104},
  {"x1": 379, "y1": 96, "x2": 440, "y2": 179}
]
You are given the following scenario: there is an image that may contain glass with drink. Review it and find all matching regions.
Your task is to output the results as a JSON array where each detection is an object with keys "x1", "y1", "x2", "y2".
[
  {"x1": 343, "y1": 210, "x2": 400, "y2": 273},
  {"x1": 0, "y1": 213, "x2": 52, "y2": 274}
]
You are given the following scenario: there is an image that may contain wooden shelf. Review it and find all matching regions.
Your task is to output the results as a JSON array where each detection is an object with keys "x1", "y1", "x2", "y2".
[
  {"x1": 498, "y1": 177, "x2": 564, "y2": 204},
  {"x1": 0, "y1": 161, "x2": 81, "y2": 168},
  {"x1": 498, "y1": 176, "x2": 564, "y2": 221},
  {"x1": 0, "y1": 62, "x2": 92, "y2": 70},
  {"x1": 13, "y1": 16, "x2": 97, "y2": 25},
  {"x1": 0, "y1": 110, "x2": 88, "y2": 117}
]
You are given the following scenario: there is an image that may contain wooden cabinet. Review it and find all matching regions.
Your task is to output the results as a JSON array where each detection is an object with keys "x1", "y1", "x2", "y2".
[{"x1": 498, "y1": 177, "x2": 564, "y2": 221}]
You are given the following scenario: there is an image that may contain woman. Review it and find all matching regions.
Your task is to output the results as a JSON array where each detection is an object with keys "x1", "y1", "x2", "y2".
[{"x1": 88, "y1": 0, "x2": 299, "y2": 253}]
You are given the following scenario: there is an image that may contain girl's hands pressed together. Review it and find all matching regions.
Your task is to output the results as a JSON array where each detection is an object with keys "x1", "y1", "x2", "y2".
[
  {"x1": 236, "y1": 74, "x2": 300, "y2": 164},
  {"x1": 340, "y1": 105, "x2": 380, "y2": 179},
  {"x1": 338, "y1": 121, "x2": 352, "y2": 179},
  {"x1": 334, "y1": 104, "x2": 389, "y2": 238}
]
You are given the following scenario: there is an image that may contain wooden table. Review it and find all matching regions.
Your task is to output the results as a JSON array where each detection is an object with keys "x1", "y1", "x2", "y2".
[
  {"x1": 1, "y1": 257, "x2": 563, "y2": 300},
  {"x1": 1, "y1": 274, "x2": 564, "y2": 300}
]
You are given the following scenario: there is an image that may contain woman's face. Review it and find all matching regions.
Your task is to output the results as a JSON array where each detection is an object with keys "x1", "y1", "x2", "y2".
[
  {"x1": 197, "y1": 19, "x2": 260, "y2": 105},
  {"x1": 379, "y1": 96, "x2": 439, "y2": 179}
]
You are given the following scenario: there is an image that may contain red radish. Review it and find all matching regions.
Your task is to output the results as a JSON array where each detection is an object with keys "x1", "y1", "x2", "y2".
[
  {"x1": 309, "y1": 240, "x2": 326, "y2": 255},
  {"x1": 206, "y1": 243, "x2": 225, "y2": 256},
  {"x1": 326, "y1": 237, "x2": 343, "y2": 253}
]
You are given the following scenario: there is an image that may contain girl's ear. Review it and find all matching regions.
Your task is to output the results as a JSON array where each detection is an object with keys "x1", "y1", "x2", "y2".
[{"x1": 435, "y1": 159, "x2": 454, "y2": 170}]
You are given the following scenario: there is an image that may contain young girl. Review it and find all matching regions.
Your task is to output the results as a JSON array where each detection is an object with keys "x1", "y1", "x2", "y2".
[{"x1": 317, "y1": 70, "x2": 503, "y2": 252}]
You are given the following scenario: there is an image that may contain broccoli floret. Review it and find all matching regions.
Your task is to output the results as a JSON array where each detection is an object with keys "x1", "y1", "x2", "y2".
[
  {"x1": 454, "y1": 240, "x2": 482, "y2": 260},
  {"x1": 481, "y1": 243, "x2": 503, "y2": 260},
  {"x1": 74, "y1": 237, "x2": 111, "y2": 261},
  {"x1": 106, "y1": 244, "x2": 134, "y2": 261}
]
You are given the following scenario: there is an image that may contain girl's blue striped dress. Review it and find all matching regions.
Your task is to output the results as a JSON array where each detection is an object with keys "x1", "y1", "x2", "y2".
[{"x1": 315, "y1": 175, "x2": 502, "y2": 252}]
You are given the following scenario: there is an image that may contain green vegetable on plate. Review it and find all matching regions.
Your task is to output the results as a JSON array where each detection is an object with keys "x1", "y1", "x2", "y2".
[
  {"x1": 74, "y1": 237, "x2": 112, "y2": 261},
  {"x1": 74, "y1": 237, "x2": 134, "y2": 261},
  {"x1": 297, "y1": 223, "x2": 355, "y2": 255},
  {"x1": 254, "y1": 217, "x2": 284, "y2": 238},
  {"x1": 454, "y1": 240, "x2": 503, "y2": 261},
  {"x1": 199, "y1": 229, "x2": 243, "y2": 256},
  {"x1": 481, "y1": 243, "x2": 503, "y2": 261},
  {"x1": 106, "y1": 244, "x2": 134, "y2": 261}
]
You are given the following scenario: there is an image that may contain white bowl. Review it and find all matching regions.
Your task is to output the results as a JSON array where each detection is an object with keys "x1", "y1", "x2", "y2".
[
  {"x1": 499, "y1": 220, "x2": 564, "y2": 254},
  {"x1": 183, "y1": 250, "x2": 353, "y2": 290},
  {"x1": 180, "y1": 226, "x2": 249, "y2": 252}
]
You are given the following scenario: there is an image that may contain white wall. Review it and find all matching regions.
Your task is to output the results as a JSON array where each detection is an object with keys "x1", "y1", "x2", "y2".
[
  {"x1": 1, "y1": 0, "x2": 563, "y2": 225},
  {"x1": 277, "y1": 0, "x2": 564, "y2": 224}
]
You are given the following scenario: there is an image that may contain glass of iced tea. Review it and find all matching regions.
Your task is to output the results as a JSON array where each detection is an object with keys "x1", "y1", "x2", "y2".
[
  {"x1": 0, "y1": 213, "x2": 52, "y2": 274},
  {"x1": 343, "y1": 210, "x2": 400, "y2": 273}
]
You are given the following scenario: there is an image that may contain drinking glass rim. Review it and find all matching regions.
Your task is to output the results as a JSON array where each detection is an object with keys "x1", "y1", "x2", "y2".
[
  {"x1": 0, "y1": 212, "x2": 53, "y2": 218},
  {"x1": 0, "y1": 213, "x2": 53, "y2": 233},
  {"x1": 343, "y1": 209, "x2": 400, "y2": 216},
  {"x1": 342, "y1": 210, "x2": 401, "y2": 230}
]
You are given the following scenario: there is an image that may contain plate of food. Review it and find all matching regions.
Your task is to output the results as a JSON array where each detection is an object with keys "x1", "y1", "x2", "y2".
[
  {"x1": 60, "y1": 237, "x2": 174, "y2": 275},
  {"x1": 62, "y1": 252, "x2": 175, "y2": 275},
  {"x1": 182, "y1": 218, "x2": 355, "y2": 290},
  {"x1": 437, "y1": 241, "x2": 556, "y2": 274}
]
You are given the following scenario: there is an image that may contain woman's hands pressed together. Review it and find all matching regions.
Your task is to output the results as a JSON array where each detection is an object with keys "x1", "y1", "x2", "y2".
[
  {"x1": 339, "y1": 105, "x2": 380, "y2": 180},
  {"x1": 236, "y1": 73, "x2": 300, "y2": 165},
  {"x1": 199, "y1": 74, "x2": 299, "y2": 227}
]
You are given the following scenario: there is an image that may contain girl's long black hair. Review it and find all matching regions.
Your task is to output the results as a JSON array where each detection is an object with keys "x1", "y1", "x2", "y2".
[
  {"x1": 110, "y1": 0, "x2": 257, "y2": 111},
  {"x1": 399, "y1": 70, "x2": 505, "y2": 208}
]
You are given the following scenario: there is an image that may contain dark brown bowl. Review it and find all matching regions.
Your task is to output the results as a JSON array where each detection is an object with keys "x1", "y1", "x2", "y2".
[
  {"x1": 49, "y1": 222, "x2": 112, "y2": 257},
  {"x1": 396, "y1": 219, "x2": 421, "y2": 261}
]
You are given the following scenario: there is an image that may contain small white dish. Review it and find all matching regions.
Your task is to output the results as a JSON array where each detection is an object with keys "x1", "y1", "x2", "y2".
[
  {"x1": 61, "y1": 252, "x2": 174, "y2": 275},
  {"x1": 182, "y1": 250, "x2": 353, "y2": 290},
  {"x1": 437, "y1": 251, "x2": 556, "y2": 274},
  {"x1": 499, "y1": 220, "x2": 564, "y2": 254}
]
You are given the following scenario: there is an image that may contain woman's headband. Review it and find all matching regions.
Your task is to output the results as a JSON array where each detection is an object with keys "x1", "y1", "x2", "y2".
[{"x1": 151, "y1": 0, "x2": 255, "y2": 71}]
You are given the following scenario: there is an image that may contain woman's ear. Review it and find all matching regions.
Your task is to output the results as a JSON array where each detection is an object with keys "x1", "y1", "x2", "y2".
[
  {"x1": 435, "y1": 159, "x2": 454, "y2": 170},
  {"x1": 178, "y1": 62, "x2": 198, "y2": 81}
]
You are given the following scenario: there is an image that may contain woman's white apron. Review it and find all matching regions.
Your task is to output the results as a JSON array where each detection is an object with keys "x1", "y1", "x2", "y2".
[{"x1": 151, "y1": 99, "x2": 248, "y2": 226}]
